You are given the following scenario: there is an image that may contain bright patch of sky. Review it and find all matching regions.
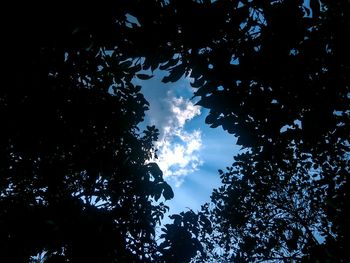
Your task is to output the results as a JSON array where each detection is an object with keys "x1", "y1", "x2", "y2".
[
  {"x1": 135, "y1": 70, "x2": 240, "y2": 215},
  {"x1": 150, "y1": 93, "x2": 202, "y2": 187}
]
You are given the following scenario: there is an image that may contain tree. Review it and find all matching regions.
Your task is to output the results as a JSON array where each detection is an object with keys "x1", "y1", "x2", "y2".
[
  {"x1": 0, "y1": 2, "x2": 178, "y2": 262},
  {"x1": 117, "y1": 0, "x2": 350, "y2": 261},
  {"x1": 205, "y1": 134, "x2": 349, "y2": 262},
  {"x1": 2, "y1": 0, "x2": 349, "y2": 262},
  {"x1": 178, "y1": 0, "x2": 350, "y2": 261}
]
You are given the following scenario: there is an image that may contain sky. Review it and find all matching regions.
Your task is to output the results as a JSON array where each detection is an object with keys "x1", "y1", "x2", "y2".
[{"x1": 136, "y1": 70, "x2": 241, "y2": 216}]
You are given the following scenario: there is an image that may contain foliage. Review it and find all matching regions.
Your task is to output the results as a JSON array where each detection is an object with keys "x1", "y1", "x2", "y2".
[
  {"x1": 177, "y1": 0, "x2": 350, "y2": 261},
  {"x1": 119, "y1": 0, "x2": 350, "y2": 261},
  {"x1": 1, "y1": 0, "x2": 350, "y2": 262},
  {"x1": 158, "y1": 210, "x2": 212, "y2": 263},
  {"x1": 0, "y1": 3, "x2": 176, "y2": 262},
  {"x1": 206, "y1": 134, "x2": 349, "y2": 262}
]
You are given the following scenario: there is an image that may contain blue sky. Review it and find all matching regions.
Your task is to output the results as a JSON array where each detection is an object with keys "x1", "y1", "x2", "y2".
[{"x1": 136, "y1": 70, "x2": 241, "y2": 216}]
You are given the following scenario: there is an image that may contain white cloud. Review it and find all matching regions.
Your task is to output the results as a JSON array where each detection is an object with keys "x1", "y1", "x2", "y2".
[
  {"x1": 137, "y1": 73, "x2": 203, "y2": 187},
  {"x1": 156, "y1": 129, "x2": 203, "y2": 186},
  {"x1": 170, "y1": 96, "x2": 200, "y2": 128},
  {"x1": 148, "y1": 91, "x2": 203, "y2": 187}
]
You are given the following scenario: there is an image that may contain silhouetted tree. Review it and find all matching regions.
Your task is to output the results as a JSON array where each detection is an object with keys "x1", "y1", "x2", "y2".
[
  {"x1": 0, "y1": 2, "x2": 179, "y2": 262},
  {"x1": 119, "y1": 0, "x2": 350, "y2": 261},
  {"x1": 158, "y1": 210, "x2": 212, "y2": 263},
  {"x1": 173, "y1": 0, "x2": 349, "y2": 261},
  {"x1": 1, "y1": 0, "x2": 349, "y2": 262},
  {"x1": 203, "y1": 134, "x2": 349, "y2": 262}
]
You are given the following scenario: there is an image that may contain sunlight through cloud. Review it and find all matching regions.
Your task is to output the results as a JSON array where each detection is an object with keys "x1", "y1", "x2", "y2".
[{"x1": 150, "y1": 91, "x2": 203, "y2": 187}]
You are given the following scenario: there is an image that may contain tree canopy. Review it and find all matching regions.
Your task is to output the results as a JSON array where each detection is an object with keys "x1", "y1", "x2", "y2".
[
  {"x1": 1, "y1": 2, "x2": 174, "y2": 262},
  {"x1": 1, "y1": 0, "x2": 349, "y2": 262}
]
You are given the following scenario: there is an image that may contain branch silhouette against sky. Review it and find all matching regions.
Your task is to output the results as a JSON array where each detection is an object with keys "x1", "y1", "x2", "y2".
[{"x1": 1, "y1": 0, "x2": 349, "y2": 262}]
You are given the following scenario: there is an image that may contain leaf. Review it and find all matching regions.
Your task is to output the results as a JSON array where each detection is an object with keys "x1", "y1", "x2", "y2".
[
  {"x1": 193, "y1": 82, "x2": 216, "y2": 97},
  {"x1": 310, "y1": 0, "x2": 320, "y2": 18},
  {"x1": 162, "y1": 63, "x2": 186, "y2": 83},
  {"x1": 162, "y1": 182, "x2": 174, "y2": 200},
  {"x1": 169, "y1": 214, "x2": 182, "y2": 226},
  {"x1": 303, "y1": 6, "x2": 311, "y2": 17},
  {"x1": 154, "y1": 188, "x2": 162, "y2": 202},
  {"x1": 236, "y1": 132, "x2": 255, "y2": 147},
  {"x1": 143, "y1": 56, "x2": 159, "y2": 71},
  {"x1": 136, "y1": 73, "x2": 153, "y2": 80},
  {"x1": 205, "y1": 112, "x2": 218, "y2": 125},
  {"x1": 169, "y1": 214, "x2": 181, "y2": 221},
  {"x1": 119, "y1": 60, "x2": 133, "y2": 68},
  {"x1": 159, "y1": 57, "x2": 180, "y2": 70},
  {"x1": 191, "y1": 76, "x2": 205, "y2": 88},
  {"x1": 147, "y1": 162, "x2": 163, "y2": 182},
  {"x1": 129, "y1": 64, "x2": 142, "y2": 73}
]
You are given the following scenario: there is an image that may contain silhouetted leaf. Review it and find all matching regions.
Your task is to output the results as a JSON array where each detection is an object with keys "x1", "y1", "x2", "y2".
[
  {"x1": 136, "y1": 73, "x2": 153, "y2": 80},
  {"x1": 162, "y1": 63, "x2": 186, "y2": 83},
  {"x1": 159, "y1": 57, "x2": 180, "y2": 70},
  {"x1": 162, "y1": 182, "x2": 174, "y2": 200}
]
